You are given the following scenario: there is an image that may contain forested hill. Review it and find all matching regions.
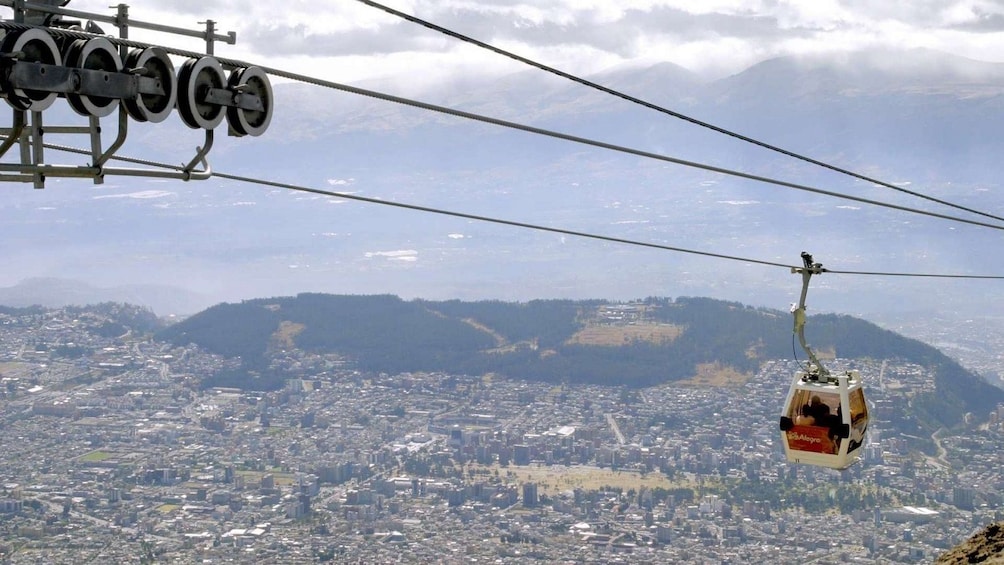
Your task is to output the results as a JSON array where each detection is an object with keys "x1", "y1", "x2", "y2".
[{"x1": 156, "y1": 293, "x2": 1003, "y2": 428}]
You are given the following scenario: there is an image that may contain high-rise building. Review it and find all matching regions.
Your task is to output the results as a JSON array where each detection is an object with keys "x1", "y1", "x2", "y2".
[
  {"x1": 953, "y1": 487, "x2": 976, "y2": 510},
  {"x1": 523, "y1": 483, "x2": 539, "y2": 508}
]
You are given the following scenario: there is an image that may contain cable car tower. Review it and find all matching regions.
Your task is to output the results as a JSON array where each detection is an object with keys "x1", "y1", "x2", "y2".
[
  {"x1": 0, "y1": 0, "x2": 274, "y2": 188},
  {"x1": 779, "y1": 252, "x2": 869, "y2": 469}
]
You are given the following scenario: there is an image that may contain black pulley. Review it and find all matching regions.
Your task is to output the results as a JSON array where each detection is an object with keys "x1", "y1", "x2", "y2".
[
  {"x1": 64, "y1": 37, "x2": 122, "y2": 117},
  {"x1": 176, "y1": 56, "x2": 226, "y2": 130},
  {"x1": 123, "y1": 47, "x2": 176, "y2": 123},
  {"x1": 225, "y1": 66, "x2": 273, "y2": 137},
  {"x1": 1, "y1": 28, "x2": 62, "y2": 111}
]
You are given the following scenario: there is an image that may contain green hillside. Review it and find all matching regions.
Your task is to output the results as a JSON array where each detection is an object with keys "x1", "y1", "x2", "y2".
[{"x1": 156, "y1": 293, "x2": 1004, "y2": 431}]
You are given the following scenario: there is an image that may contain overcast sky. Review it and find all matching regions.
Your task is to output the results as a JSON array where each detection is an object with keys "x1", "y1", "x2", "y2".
[{"x1": 29, "y1": 1, "x2": 1004, "y2": 87}]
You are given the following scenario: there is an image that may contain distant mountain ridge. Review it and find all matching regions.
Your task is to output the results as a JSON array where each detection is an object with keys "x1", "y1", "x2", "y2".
[
  {"x1": 0, "y1": 278, "x2": 211, "y2": 316},
  {"x1": 157, "y1": 293, "x2": 1004, "y2": 437},
  {"x1": 7, "y1": 47, "x2": 1004, "y2": 319}
]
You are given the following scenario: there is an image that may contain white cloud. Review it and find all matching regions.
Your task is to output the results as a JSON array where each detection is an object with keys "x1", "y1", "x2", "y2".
[
  {"x1": 365, "y1": 249, "x2": 419, "y2": 262},
  {"x1": 55, "y1": 0, "x2": 1004, "y2": 88},
  {"x1": 776, "y1": 0, "x2": 854, "y2": 29},
  {"x1": 92, "y1": 190, "x2": 173, "y2": 200}
]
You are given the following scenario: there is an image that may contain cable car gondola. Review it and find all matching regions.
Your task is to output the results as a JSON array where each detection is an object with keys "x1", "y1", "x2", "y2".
[{"x1": 779, "y1": 252, "x2": 869, "y2": 469}]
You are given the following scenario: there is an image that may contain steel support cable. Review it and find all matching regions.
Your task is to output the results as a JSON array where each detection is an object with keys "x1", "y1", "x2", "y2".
[
  {"x1": 354, "y1": 0, "x2": 1004, "y2": 225},
  {"x1": 39, "y1": 142, "x2": 1004, "y2": 281},
  {"x1": 822, "y1": 269, "x2": 1004, "y2": 279},
  {"x1": 0, "y1": 21, "x2": 247, "y2": 65},
  {"x1": 4, "y1": 22, "x2": 1004, "y2": 231},
  {"x1": 176, "y1": 67, "x2": 1004, "y2": 233}
]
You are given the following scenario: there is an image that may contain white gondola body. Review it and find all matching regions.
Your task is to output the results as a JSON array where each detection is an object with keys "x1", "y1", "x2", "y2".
[{"x1": 779, "y1": 370, "x2": 868, "y2": 469}]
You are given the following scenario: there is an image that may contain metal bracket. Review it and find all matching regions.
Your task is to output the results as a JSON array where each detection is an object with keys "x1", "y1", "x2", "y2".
[
  {"x1": 203, "y1": 87, "x2": 264, "y2": 112},
  {"x1": 5, "y1": 61, "x2": 167, "y2": 99},
  {"x1": 181, "y1": 129, "x2": 213, "y2": 180},
  {"x1": 94, "y1": 106, "x2": 127, "y2": 169},
  {"x1": 0, "y1": 111, "x2": 26, "y2": 159}
]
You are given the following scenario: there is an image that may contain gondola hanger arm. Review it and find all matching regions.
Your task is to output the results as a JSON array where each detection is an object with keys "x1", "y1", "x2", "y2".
[{"x1": 791, "y1": 251, "x2": 829, "y2": 380}]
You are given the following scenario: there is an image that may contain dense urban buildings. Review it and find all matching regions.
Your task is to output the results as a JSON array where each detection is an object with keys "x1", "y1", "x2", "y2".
[{"x1": 0, "y1": 304, "x2": 1002, "y2": 563}]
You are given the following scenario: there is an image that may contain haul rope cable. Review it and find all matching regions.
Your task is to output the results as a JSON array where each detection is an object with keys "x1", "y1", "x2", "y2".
[
  {"x1": 354, "y1": 0, "x2": 1004, "y2": 225},
  {"x1": 198, "y1": 74, "x2": 1004, "y2": 234},
  {"x1": 41, "y1": 142, "x2": 1004, "y2": 281},
  {"x1": 0, "y1": 21, "x2": 219, "y2": 57},
  {"x1": 3, "y1": 22, "x2": 1004, "y2": 232}
]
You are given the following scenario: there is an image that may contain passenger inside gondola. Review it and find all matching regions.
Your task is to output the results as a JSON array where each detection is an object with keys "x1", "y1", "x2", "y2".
[
  {"x1": 784, "y1": 390, "x2": 841, "y2": 455},
  {"x1": 795, "y1": 404, "x2": 814, "y2": 426}
]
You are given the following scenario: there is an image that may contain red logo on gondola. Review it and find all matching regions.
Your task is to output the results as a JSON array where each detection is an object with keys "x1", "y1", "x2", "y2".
[{"x1": 786, "y1": 425, "x2": 836, "y2": 454}]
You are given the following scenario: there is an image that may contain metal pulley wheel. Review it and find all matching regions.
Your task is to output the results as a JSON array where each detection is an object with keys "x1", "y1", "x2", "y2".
[
  {"x1": 123, "y1": 47, "x2": 176, "y2": 123},
  {"x1": 63, "y1": 37, "x2": 122, "y2": 117},
  {"x1": 176, "y1": 56, "x2": 226, "y2": 130},
  {"x1": 1, "y1": 28, "x2": 62, "y2": 111},
  {"x1": 225, "y1": 66, "x2": 273, "y2": 137}
]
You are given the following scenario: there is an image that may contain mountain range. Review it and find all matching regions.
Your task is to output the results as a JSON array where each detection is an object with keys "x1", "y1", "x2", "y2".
[
  {"x1": 3, "y1": 47, "x2": 1004, "y2": 324},
  {"x1": 157, "y1": 293, "x2": 1004, "y2": 445},
  {"x1": 0, "y1": 277, "x2": 208, "y2": 317}
]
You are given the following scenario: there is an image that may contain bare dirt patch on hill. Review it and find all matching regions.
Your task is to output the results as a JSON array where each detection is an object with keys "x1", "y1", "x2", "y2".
[
  {"x1": 675, "y1": 362, "x2": 751, "y2": 387},
  {"x1": 566, "y1": 323, "x2": 683, "y2": 346},
  {"x1": 270, "y1": 321, "x2": 305, "y2": 351}
]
